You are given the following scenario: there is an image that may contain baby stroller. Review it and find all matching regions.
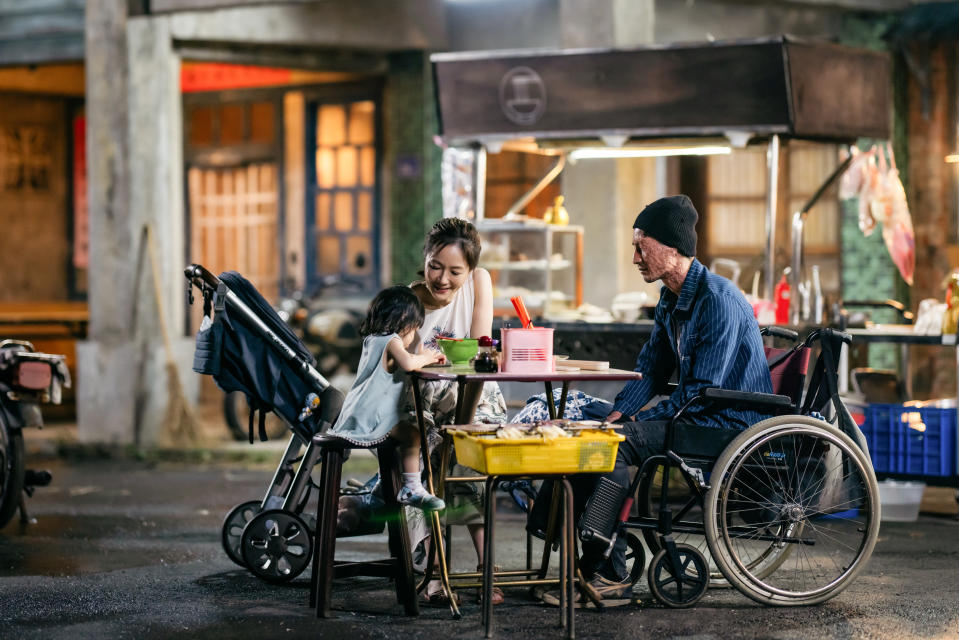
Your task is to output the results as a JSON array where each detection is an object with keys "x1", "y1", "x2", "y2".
[
  {"x1": 185, "y1": 264, "x2": 353, "y2": 583},
  {"x1": 577, "y1": 326, "x2": 880, "y2": 608}
]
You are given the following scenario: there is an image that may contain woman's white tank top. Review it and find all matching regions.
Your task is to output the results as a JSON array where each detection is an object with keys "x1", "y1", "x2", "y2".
[{"x1": 417, "y1": 274, "x2": 475, "y2": 352}]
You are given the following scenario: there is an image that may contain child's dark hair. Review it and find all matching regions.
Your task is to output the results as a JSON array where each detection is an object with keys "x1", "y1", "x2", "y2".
[
  {"x1": 359, "y1": 286, "x2": 425, "y2": 337},
  {"x1": 422, "y1": 218, "x2": 482, "y2": 270}
]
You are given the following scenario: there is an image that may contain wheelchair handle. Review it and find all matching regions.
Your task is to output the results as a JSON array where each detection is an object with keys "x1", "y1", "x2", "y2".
[
  {"x1": 804, "y1": 327, "x2": 852, "y2": 347},
  {"x1": 760, "y1": 326, "x2": 799, "y2": 342}
]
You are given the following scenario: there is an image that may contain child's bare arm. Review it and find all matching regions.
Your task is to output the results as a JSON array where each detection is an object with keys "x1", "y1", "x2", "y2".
[{"x1": 387, "y1": 337, "x2": 446, "y2": 371}]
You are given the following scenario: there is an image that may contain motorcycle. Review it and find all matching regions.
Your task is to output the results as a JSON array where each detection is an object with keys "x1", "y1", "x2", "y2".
[
  {"x1": 222, "y1": 278, "x2": 365, "y2": 441},
  {"x1": 0, "y1": 340, "x2": 70, "y2": 528}
]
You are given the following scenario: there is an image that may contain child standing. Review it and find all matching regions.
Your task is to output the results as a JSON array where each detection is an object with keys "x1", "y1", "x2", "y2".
[{"x1": 331, "y1": 286, "x2": 447, "y2": 511}]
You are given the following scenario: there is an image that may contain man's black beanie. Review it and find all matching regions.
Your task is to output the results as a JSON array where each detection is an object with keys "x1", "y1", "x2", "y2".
[{"x1": 632, "y1": 194, "x2": 698, "y2": 257}]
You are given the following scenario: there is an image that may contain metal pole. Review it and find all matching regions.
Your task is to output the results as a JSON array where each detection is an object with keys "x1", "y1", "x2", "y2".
[
  {"x1": 475, "y1": 146, "x2": 487, "y2": 221},
  {"x1": 790, "y1": 150, "x2": 855, "y2": 324},
  {"x1": 764, "y1": 135, "x2": 781, "y2": 301}
]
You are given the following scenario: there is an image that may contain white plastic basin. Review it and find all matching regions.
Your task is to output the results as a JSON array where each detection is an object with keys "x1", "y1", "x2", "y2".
[{"x1": 877, "y1": 480, "x2": 926, "y2": 522}]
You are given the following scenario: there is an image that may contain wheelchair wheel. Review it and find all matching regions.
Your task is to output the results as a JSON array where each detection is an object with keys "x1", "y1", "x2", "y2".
[
  {"x1": 647, "y1": 543, "x2": 709, "y2": 608},
  {"x1": 221, "y1": 500, "x2": 262, "y2": 567},
  {"x1": 704, "y1": 416, "x2": 880, "y2": 606},
  {"x1": 624, "y1": 532, "x2": 646, "y2": 587},
  {"x1": 240, "y1": 509, "x2": 313, "y2": 584},
  {"x1": 636, "y1": 461, "x2": 728, "y2": 587}
]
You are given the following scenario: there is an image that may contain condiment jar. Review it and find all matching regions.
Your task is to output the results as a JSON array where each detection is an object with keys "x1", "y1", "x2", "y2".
[{"x1": 474, "y1": 335, "x2": 498, "y2": 373}]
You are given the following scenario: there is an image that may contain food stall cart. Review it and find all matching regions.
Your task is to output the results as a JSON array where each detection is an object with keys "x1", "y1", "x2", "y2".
[
  {"x1": 432, "y1": 35, "x2": 889, "y2": 302},
  {"x1": 432, "y1": 34, "x2": 891, "y2": 373},
  {"x1": 433, "y1": 37, "x2": 959, "y2": 500}
]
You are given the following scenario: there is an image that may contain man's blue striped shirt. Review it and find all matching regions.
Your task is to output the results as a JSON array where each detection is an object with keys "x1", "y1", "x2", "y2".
[{"x1": 612, "y1": 259, "x2": 773, "y2": 430}]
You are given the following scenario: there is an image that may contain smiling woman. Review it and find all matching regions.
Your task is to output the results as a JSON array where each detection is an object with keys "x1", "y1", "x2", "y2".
[{"x1": 403, "y1": 217, "x2": 508, "y2": 606}]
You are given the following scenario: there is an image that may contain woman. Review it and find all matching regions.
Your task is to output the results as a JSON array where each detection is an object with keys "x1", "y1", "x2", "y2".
[{"x1": 403, "y1": 217, "x2": 507, "y2": 605}]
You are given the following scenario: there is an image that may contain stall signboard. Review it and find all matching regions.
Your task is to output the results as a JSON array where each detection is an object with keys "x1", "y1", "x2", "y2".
[{"x1": 432, "y1": 36, "x2": 890, "y2": 145}]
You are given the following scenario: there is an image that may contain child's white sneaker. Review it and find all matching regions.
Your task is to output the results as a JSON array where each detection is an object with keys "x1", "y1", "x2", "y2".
[{"x1": 397, "y1": 486, "x2": 446, "y2": 511}]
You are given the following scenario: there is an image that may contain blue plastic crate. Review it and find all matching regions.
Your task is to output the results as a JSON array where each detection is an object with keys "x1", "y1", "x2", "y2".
[{"x1": 861, "y1": 404, "x2": 957, "y2": 477}]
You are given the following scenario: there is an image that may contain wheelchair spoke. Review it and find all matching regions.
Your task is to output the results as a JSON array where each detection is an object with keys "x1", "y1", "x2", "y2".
[{"x1": 706, "y1": 419, "x2": 879, "y2": 606}]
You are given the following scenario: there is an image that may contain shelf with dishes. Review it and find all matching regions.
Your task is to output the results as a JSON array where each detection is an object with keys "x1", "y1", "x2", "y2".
[
  {"x1": 492, "y1": 288, "x2": 571, "y2": 313},
  {"x1": 480, "y1": 256, "x2": 572, "y2": 272},
  {"x1": 477, "y1": 222, "x2": 584, "y2": 317}
]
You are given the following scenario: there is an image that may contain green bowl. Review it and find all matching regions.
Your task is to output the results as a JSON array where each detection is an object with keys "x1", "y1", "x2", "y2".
[{"x1": 437, "y1": 338, "x2": 478, "y2": 364}]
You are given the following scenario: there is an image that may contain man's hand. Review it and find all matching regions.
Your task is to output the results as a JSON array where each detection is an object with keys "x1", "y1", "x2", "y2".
[{"x1": 605, "y1": 410, "x2": 634, "y2": 423}]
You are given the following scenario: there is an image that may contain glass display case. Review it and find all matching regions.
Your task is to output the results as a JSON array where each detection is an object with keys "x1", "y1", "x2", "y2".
[{"x1": 476, "y1": 220, "x2": 583, "y2": 316}]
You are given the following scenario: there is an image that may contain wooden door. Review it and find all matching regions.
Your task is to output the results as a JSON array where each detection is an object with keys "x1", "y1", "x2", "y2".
[
  {"x1": 0, "y1": 95, "x2": 68, "y2": 301},
  {"x1": 187, "y1": 163, "x2": 280, "y2": 301},
  {"x1": 306, "y1": 98, "x2": 380, "y2": 291},
  {"x1": 184, "y1": 96, "x2": 282, "y2": 301}
]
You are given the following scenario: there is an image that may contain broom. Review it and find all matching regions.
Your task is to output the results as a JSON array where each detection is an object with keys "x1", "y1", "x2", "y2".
[{"x1": 144, "y1": 223, "x2": 201, "y2": 447}]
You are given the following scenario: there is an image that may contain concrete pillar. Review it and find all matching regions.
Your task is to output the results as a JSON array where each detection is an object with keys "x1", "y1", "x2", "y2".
[
  {"x1": 78, "y1": 0, "x2": 137, "y2": 445},
  {"x1": 79, "y1": 6, "x2": 194, "y2": 447},
  {"x1": 385, "y1": 51, "x2": 442, "y2": 286},
  {"x1": 127, "y1": 15, "x2": 197, "y2": 447}
]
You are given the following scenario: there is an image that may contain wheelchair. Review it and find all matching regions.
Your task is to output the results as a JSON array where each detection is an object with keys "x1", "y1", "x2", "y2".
[{"x1": 578, "y1": 327, "x2": 880, "y2": 608}]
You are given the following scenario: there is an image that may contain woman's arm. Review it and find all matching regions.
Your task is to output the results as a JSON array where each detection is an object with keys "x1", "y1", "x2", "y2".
[
  {"x1": 386, "y1": 336, "x2": 445, "y2": 372},
  {"x1": 470, "y1": 267, "x2": 494, "y2": 338}
]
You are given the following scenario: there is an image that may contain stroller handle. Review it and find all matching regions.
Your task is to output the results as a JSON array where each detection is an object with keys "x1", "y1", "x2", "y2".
[{"x1": 184, "y1": 264, "x2": 220, "y2": 294}]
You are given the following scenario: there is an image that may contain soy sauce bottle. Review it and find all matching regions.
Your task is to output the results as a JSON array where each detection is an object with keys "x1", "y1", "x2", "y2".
[{"x1": 473, "y1": 335, "x2": 498, "y2": 373}]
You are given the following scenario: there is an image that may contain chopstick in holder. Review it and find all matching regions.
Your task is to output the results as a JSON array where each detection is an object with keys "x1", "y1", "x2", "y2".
[{"x1": 510, "y1": 296, "x2": 534, "y2": 329}]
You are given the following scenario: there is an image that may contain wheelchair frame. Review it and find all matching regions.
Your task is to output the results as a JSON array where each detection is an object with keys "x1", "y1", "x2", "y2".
[{"x1": 579, "y1": 327, "x2": 880, "y2": 608}]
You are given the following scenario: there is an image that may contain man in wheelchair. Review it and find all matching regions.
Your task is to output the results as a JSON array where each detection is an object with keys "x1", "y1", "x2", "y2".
[{"x1": 535, "y1": 195, "x2": 775, "y2": 604}]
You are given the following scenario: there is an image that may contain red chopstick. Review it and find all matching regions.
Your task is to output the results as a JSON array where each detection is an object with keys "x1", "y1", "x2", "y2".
[{"x1": 510, "y1": 296, "x2": 533, "y2": 329}]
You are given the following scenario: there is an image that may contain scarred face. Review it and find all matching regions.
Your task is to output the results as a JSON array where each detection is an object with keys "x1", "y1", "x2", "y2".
[
  {"x1": 425, "y1": 243, "x2": 471, "y2": 306},
  {"x1": 633, "y1": 228, "x2": 679, "y2": 283}
]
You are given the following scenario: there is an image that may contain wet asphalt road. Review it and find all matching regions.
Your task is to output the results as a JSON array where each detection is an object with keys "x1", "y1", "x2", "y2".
[{"x1": 2, "y1": 457, "x2": 959, "y2": 640}]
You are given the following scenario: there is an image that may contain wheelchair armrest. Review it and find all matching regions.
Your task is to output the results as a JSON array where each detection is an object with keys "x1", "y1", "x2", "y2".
[{"x1": 702, "y1": 387, "x2": 794, "y2": 410}]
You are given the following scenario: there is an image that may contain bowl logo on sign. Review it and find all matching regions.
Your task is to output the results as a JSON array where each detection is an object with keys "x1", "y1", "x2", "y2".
[{"x1": 499, "y1": 66, "x2": 547, "y2": 126}]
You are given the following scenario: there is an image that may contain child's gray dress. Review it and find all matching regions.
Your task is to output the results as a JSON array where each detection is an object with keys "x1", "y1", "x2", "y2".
[{"x1": 331, "y1": 333, "x2": 404, "y2": 445}]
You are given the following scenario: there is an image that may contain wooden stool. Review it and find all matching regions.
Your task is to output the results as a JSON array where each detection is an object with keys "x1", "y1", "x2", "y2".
[{"x1": 309, "y1": 433, "x2": 419, "y2": 618}]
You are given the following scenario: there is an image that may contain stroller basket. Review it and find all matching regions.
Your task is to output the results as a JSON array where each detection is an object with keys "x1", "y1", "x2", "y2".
[{"x1": 185, "y1": 264, "x2": 343, "y2": 443}]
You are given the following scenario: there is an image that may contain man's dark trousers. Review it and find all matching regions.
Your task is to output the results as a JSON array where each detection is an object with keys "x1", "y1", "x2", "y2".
[{"x1": 529, "y1": 420, "x2": 669, "y2": 582}]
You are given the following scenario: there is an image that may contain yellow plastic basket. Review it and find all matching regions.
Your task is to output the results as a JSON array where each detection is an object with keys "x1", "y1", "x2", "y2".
[{"x1": 451, "y1": 429, "x2": 625, "y2": 475}]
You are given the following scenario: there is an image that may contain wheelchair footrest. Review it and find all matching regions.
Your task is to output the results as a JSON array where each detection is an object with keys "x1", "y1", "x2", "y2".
[{"x1": 578, "y1": 477, "x2": 629, "y2": 543}]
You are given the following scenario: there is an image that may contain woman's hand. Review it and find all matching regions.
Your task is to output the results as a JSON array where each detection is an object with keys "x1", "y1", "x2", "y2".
[{"x1": 605, "y1": 410, "x2": 633, "y2": 423}]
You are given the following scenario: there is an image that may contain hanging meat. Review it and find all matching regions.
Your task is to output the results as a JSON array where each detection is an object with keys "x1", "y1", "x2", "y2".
[{"x1": 840, "y1": 143, "x2": 915, "y2": 285}]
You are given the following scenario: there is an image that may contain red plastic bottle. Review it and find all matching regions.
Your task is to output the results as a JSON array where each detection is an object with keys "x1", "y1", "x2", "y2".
[{"x1": 774, "y1": 274, "x2": 791, "y2": 325}]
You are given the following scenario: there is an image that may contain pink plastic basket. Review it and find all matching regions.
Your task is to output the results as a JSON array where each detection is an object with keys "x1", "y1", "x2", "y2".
[{"x1": 501, "y1": 327, "x2": 554, "y2": 374}]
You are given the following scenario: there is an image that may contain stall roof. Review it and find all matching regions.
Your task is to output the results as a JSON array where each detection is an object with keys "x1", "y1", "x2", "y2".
[{"x1": 432, "y1": 36, "x2": 890, "y2": 147}]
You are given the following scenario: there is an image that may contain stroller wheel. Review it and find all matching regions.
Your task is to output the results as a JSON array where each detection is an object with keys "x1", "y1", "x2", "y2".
[
  {"x1": 240, "y1": 509, "x2": 313, "y2": 584},
  {"x1": 221, "y1": 500, "x2": 262, "y2": 567},
  {"x1": 647, "y1": 543, "x2": 709, "y2": 608}
]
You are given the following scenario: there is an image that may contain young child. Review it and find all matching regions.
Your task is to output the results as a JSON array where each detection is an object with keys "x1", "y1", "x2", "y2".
[{"x1": 331, "y1": 286, "x2": 447, "y2": 511}]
